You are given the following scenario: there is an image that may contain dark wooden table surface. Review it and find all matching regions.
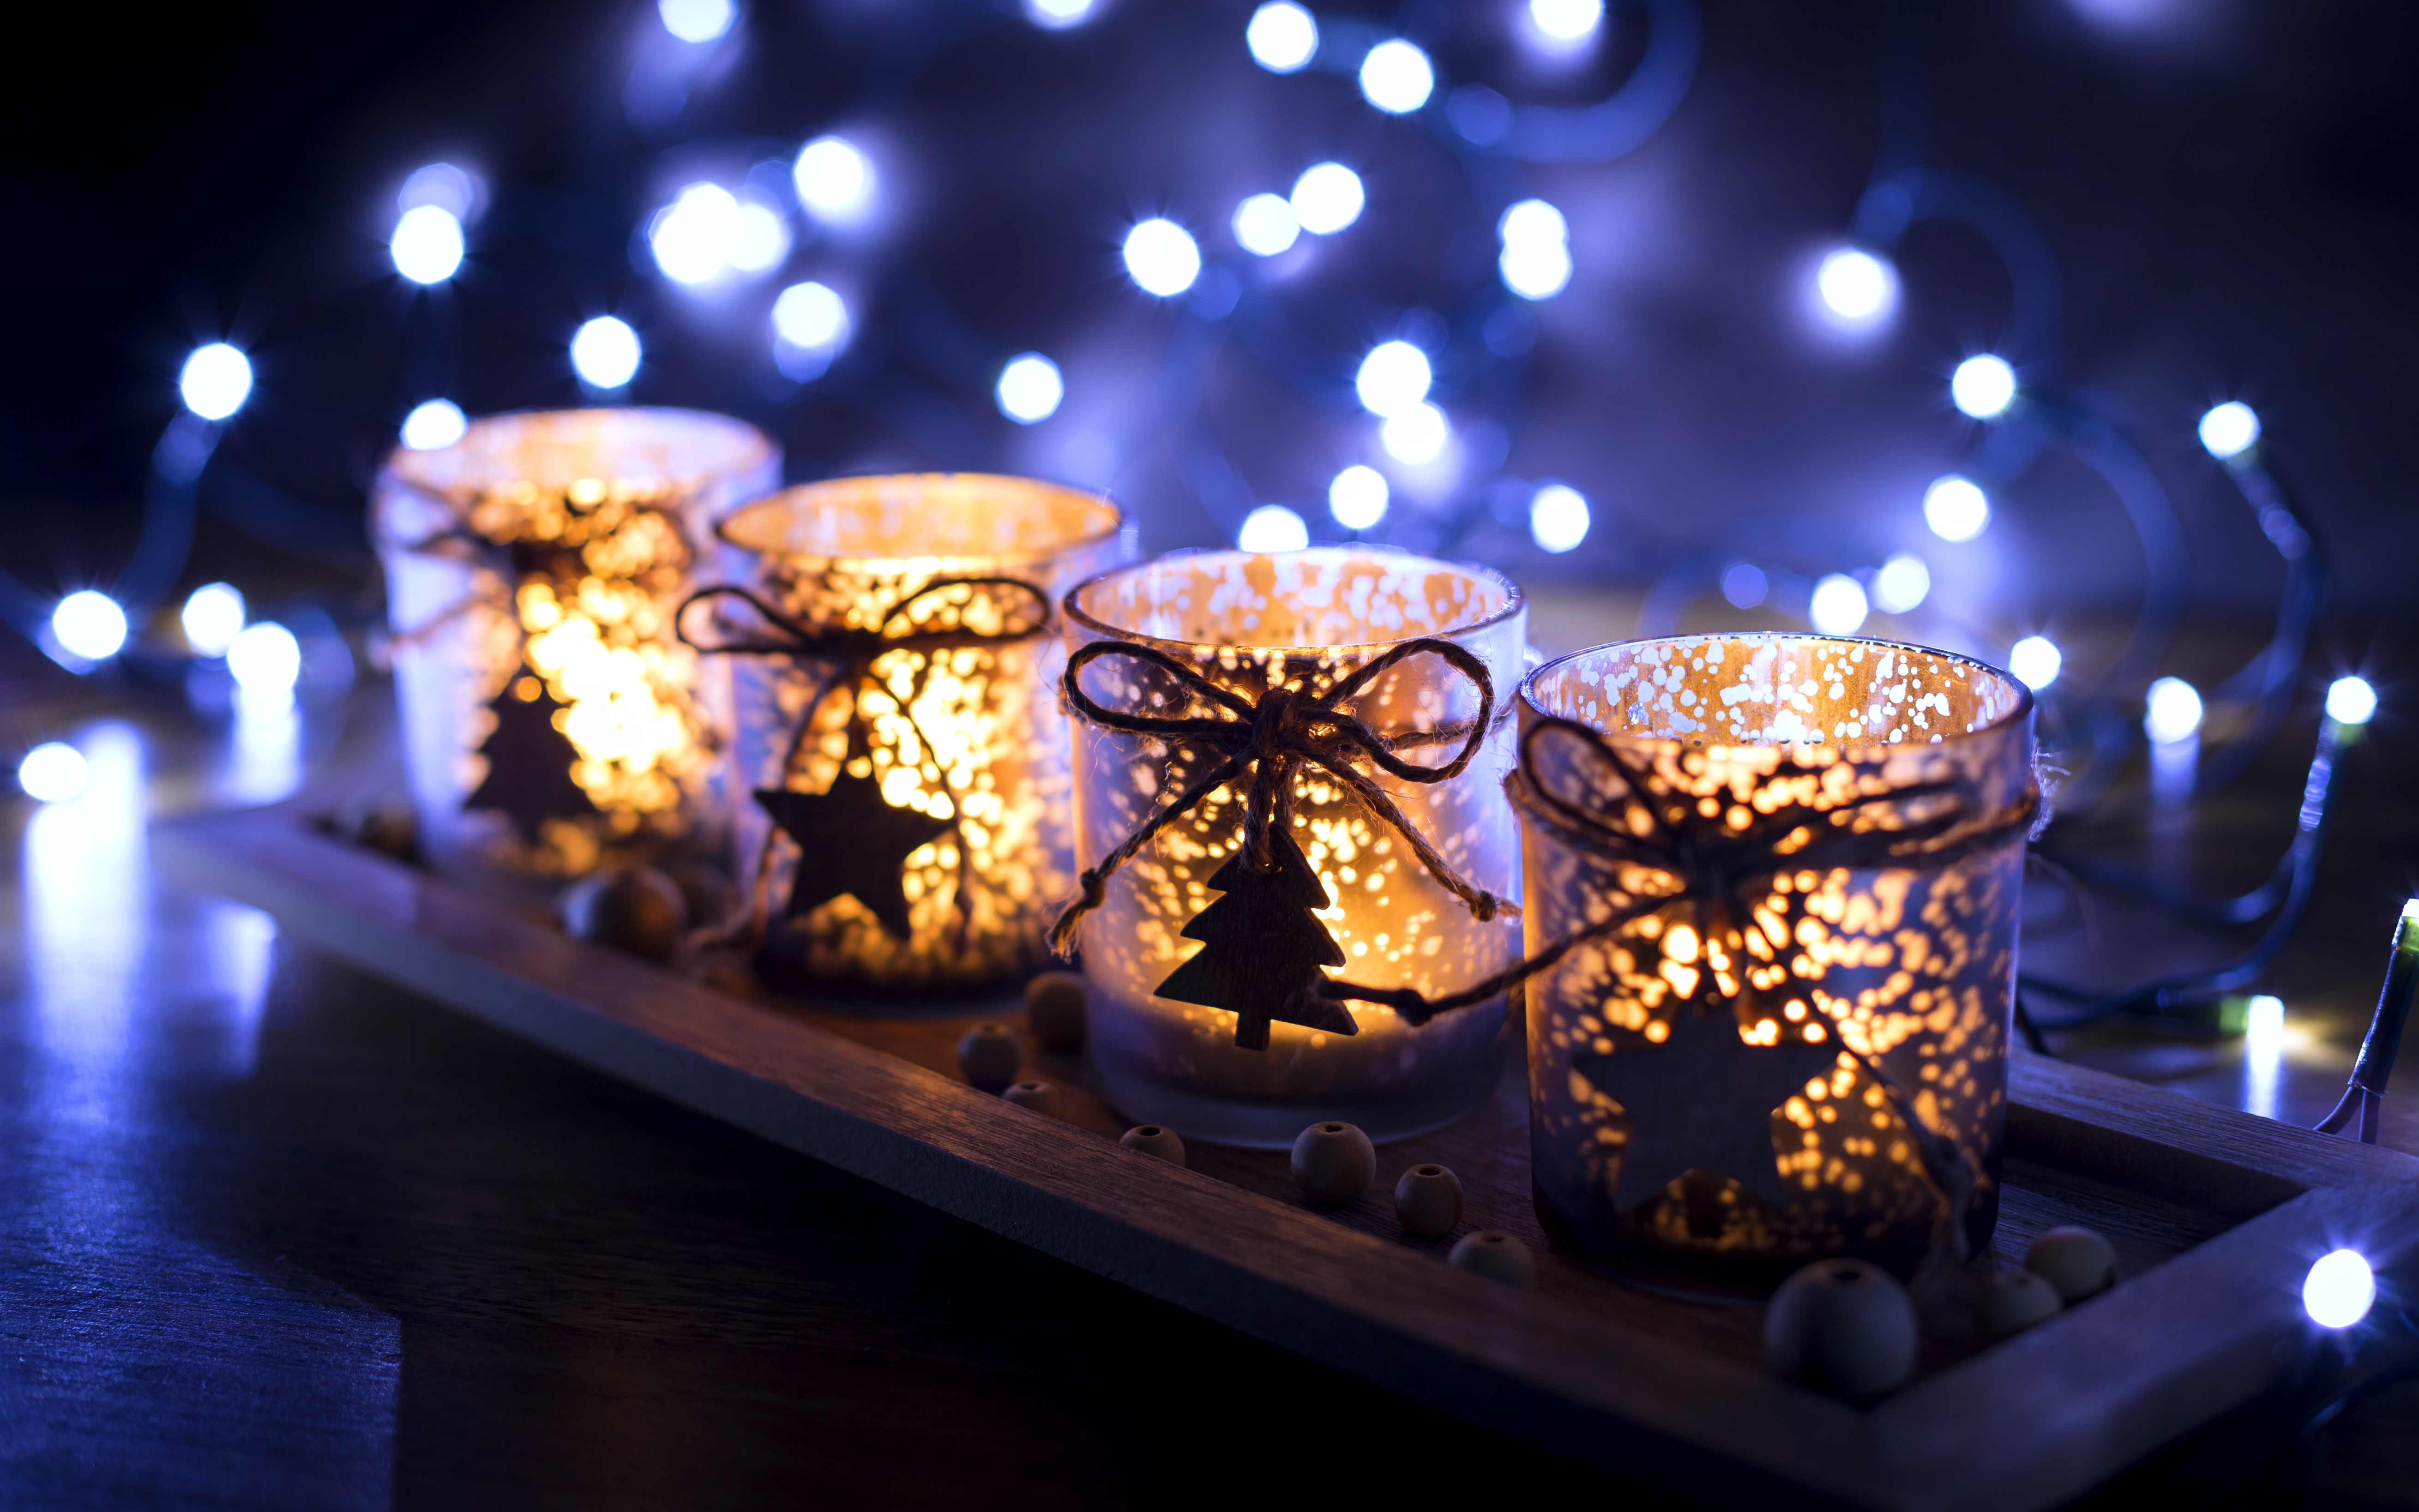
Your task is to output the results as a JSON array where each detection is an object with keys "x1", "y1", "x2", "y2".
[{"x1": 5, "y1": 618, "x2": 2417, "y2": 1510}]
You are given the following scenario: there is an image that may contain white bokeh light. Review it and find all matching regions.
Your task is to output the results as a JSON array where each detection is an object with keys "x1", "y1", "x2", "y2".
[
  {"x1": 2144, "y1": 677, "x2": 2205, "y2": 744},
  {"x1": 2304, "y1": 1250, "x2": 2376, "y2": 1330},
  {"x1": 728, "y1": 199, "x2": 792, "y2": 273},
  {"x1": 572, "y1": 317, "x2": 642, "y2": 389},
  {"x1": 772, "y1": 282, "x2": 850, "y2": 350},
  {"x1": 996, "y1": 353, "x2": 1065, "y2": 424},
  {"x1": 2199, "y1": 401, "x2": 2261, "y2": 461},
  {"x1": 1025, "y1": 0, "x2": 1096, "y2": 28},
  {"x1": 1721, "y1": 562, "x2": 1768, "y2": 609},
  {"x1": 228, "y1": 622, "x2": 302, "y2": 703},
  {"x1": 1809, "y1": 573, "x2": 1870, "y2": 635},
  {"x1": 1498, "y1": 198, "x2": 1567, "y2": 249},
  {"x1": 180, "y1": 343, "x2": 253, "y2": 421},
  {"x1": 1233, "y1": 193, "x2": 1300, "y2": 257},
  {"x1": 1360, "y1": 39, "x2": 1435, "y2": 114},
  {"x1": 794, "y1": 136, "x2": 875, "y2": 226},
  {"x1": 1238, "y1": 504, "x2": 1310, "y2": 552},
  {"x1": 659, "y1": 0, "x2": 736, "y2": 42},
  {"x1": 1122, "y1": 218, "x2": 1202, "y2": 297},
  {"x1": 1381, "y1": 403, "x2": 1450, "y2": 465},
  {"x1": 2243, "y1": 992, "x2": 2284, "y2": 1119},
  {"x1": 181, "y1": 583, "x2": 246, "y2": 658},
  {"x1": 1923, "y1": 474, "x2": 1991, "y2": 542},
  {"x1": 1814, "y1": 247, "x2": 1898, "y2": 328},
  {"x1": 1498, "y1": 198, "x2": 1573, "y2": 300},
  {"x1": 1528, "y1": 483, "x2": 1590, "y2": 554},
  {"x1": 2009, "y1": 635, "x2": 2062, "y2": 691},
  {"x1": 651, "y1": 183, "x2": 742, "y2": 284},
  {"x1": 391, "y1": 204, "x2": 465, "y2": 284},
  {"x1": 1290, "y1": 163, "x2": 1365, "y2": 235},
  {"x1": 1329, "y1": 465, "x2": 1390, "y2": 530},
  {"x1": 18, "y1": 742, "x2": 88, "y2": 804},
  {"x1": 1246, "y1": 1, "x2": 1318, "y2": 72},
  {"x1": 401, "y1": 398, "x2": 468, "y2": 451},
  {"x1": 2326, "y1": 675, "x2": 2379, "y2": 727},
  {"x1": 398, "y1": 162, "x2": 481, "y2": 222},
  {"x1": 1530, "y1": 0, "x2": 1605, "y2": 41},
  {"x1": 1872, "y1": 552, "x2": 1931, "y2": 614},
  {"x1": 1354, "y1": 340, "x2": 1432, "y2": 417},
  {"x1": 52, "y1": 591, "x2": 128, "y2": 662},
  {"x1": 1952, "y1": 354, "x2": 2018, "y2": 419}
]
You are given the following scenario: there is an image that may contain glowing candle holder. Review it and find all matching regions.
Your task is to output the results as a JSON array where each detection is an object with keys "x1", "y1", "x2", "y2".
[
  {"x1": 1062, "y1": 549, "x2": 1526, "y2": 1148},
  {"x1": 708, "y1": 474, "x2": 1121, "y2": 997},
  {"x1": 1519, "y1": 635, "x2": 2037, "y2": 1288},
  {"x1": 373, "y1": 408, "x2": 779, "y2": 885}
]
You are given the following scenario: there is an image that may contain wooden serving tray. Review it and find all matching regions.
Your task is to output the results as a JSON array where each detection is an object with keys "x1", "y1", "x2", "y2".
[{"x1": 156, "y1": 806, "x2": 2419, "y2": 1512}]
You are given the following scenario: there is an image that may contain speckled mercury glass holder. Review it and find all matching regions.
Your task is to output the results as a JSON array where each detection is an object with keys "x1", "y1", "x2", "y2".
[
  {"x1": 373, "y1": 408, "x2": 779, "y2": 886},
  {"x1": 718, "y1": 474, "x2": 1121, "y2": 997},
  {"x1": 1520, "y1": 634, "x2": 2034, "y2": 1287},
  {"x1": 1065, "y1": 548, "x2": 1526, "y2": 1147}
]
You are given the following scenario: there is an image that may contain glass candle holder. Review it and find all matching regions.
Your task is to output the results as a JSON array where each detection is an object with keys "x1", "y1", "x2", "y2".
[
  {"x1": 1519, "y1": 634, "x2": 2036, "y2": 1289},
  {"x1": 373, "y1": 408, "x2": 779, "y2": 887},
  {"x1": 1064, "y1": 548, "x2": 1527, "y2": 1148},
  {"x1": 707, "y1": 474, "x2": 1121, "y2": 998}
]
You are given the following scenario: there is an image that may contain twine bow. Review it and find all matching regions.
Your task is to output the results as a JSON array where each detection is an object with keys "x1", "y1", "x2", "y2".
[{"x1": 1048, "y1": 636, "x2": 1518, "y2": 957}]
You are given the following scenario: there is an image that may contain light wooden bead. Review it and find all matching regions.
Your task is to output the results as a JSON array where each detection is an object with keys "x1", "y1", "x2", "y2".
[
  {"x1": 956, "y1": 1022, "x2": 1023, "y2": 1091},
  {"x1": 1120, "y1": 1124, "x2": 1187, "y2": 1167},
  {"x1": 1448, "y1": 1230, "x2": 1535, "y2": 1289},
  {"x1": 2025, "y1": 1225, "x2": 2118, "y2": 1302},
  {"x1": 1290, "y1": 1121, "x2": 1376, "y2": 1205},
  {"x1": 1393, "y1": 1164, "x2": 1463, "y2": 1237},
  {"x1": 1764, "y1": 1258, "x2": 1919, "y2": 1396},
  {"x1": 1025, "y1": 971, "x2": 1088, "y2": 1050},
  {"x1": 1001, "y1": 1079, "x2": 1062, "y2": 1118},
  {"x1": 1975, "y1": 1268, "x2": 2064, "y2": 1340},
  {"x1": 560, "y1": 866, "x2": 688, "y2": 963}
]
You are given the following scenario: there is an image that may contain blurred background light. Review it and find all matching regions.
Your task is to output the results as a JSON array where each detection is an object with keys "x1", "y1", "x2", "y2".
[
  {"x1": 1952, "y1": 354, "x2": 2018, "y2": 419},
  {"x1": 1721, "y1": 561, "x2": 1768, "y2": 608},
  {"x1": 180, "y1": 343, "x2": 253, "y2": 421},
  {"x1": 1872, "y1": 552, "x2": 1931, "y2": 613},
  {"x1": 658, "y1": 0, "x2": 736, "y2": 44},
  {"x1": 572, "y1": 317, "x2": 641, "y2": 389},
  {"x1": 2326, "y1": 675, "x2": 2378, "y2": 727},
  {"x1": 53, "y1": 591, "x2": 129, "y2": 662},
  {"x1": 996, "y1": 353, "x2": 1065, "y2": 423},
  {"x1": 1232, "y1": 192, "x2": 1300, "y2": 257},
  {"x1": 650, "y1": 183, "x2": 742, "y2": 284},
  {"x1": 1290, "y1": 163, "x2": 1364, "y2": 236},
  {"x1": 772, "y1": 281, "x2": 849, "y2": 350},
  {"x1": 1381, "y1": 402, "x2": 1449, "y2": 464},
  {"x1": 397, "y1": 162, "x2": 481, "y2": 222},
  {"x1": 793, "y1": 136, "x2": 874, "y2": 226},
  {"x1": 2144, "y1": 676, "x2": 2204, "y2": 743},
  {"x1": 180, "y1": 583, "x2": 246, "y2": 658},
  {"x1": 1122, "y1": 219, "x2": 1200, "y2": 296},
  {"x1": 728, "y1": 198, "x2": 792, "y2": 273},
  {"x1": 390, "y1": 204, "x2": 464, "y2": 284},
  {"x1": 2244, "y1": 991, "x2": 2284, "y2": 1118},
  {"x1": 1246, "y1": 1, "x2": 1318, "y2": 72},
  {"x1": 2009, "y1": 635, "x2": 2063, "y2": 690},
  {"x1": 1528, "y1": 483, "x2": 1590, "y2": 554},
  {"x1": 1359, "y1": 40, "x2": 1434, "y2": 115},
  {"x1": 400, "y1": 398, "x2": 468, "y2": 451},
  {"x1": 1529, "y1": 0, "x2": 1607, "y2": 42},
  {"x1": 1808, "y1": 572, "x2": 1870, "y2": 634},
  {"x1": 1355, "y1": 340, "x2": 1432, "y2": 417},
  {"x1": 1814, "y1": 246, "x2": 1898, "y2": 329},
  {"x1": 2199, "y1": 401, "x2": 2261, "y2": 461},
  {"x1": 1024, "y1": 0, "x2": 1097, "y2": 30},
  {"x1": 1498, "y1": 198, "x2": 1573, "y2": 300},
  {"x1": 2303, "y1": 1250, "x2": 2376, "y2": 1330},
  {"x1": 1923, "y1": 474, "x2": 1991, "y2": 542},
  {"x1": 18, "y1": 742, "x2": 89, "y2": 805},
  {"x1": 1237, "y1": 504, "x2": 1309, "y2": 552},
  {"x1": 1328, "y1": 464, "x2": 1389, "y2": 530},
  {"x1": 227, "y1": 622, "x2": 302, "y2": 703}
]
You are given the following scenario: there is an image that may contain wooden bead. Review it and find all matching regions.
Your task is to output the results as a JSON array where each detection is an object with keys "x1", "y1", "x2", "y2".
[
  {"x1": 1975, "y1": 1268, "x2": 2064, "y2": 1340},
  {"x1": 956, "y1": 1022, "x2": 1022, "y2": 1090},
  {"x1": 2025, "y1": 1225, "x2": 2118, "y2": 1302},
  {"x1": 1393, "y1": 1164, "x2": 1463, "y2": 1237},
  {"x1": 1120, "y1": 1124, "x2": 1187, "y2": 1167},
  {"x1": 559, "y1": 866, "x2": 688, "y2": 962},
  {"x1": 1025, "y1": 971, "x2": 1088, "y2": 1050},
  {"x1": 1001, "y1": 1079, "x2": 1062, "y2": 1118},
  {"x1": 1290, "y1": 1121, "x2": 1375, "y2": 1205},
  {"x1": 1447, "y1": 1230, "x2": 1535, "y2": 1289},
  {"x1": 1764, "y1": 1258, "x2": 1919, "y2": 1396}
]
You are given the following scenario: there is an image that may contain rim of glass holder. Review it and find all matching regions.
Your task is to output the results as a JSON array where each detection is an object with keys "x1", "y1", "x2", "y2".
[
  {"x1": 384, "y1": 406, "x2": 779, "y2": 505},
  {"x1": 1062, "y1": 545, "x2": 1525, "y2": 656},
  {"x1": 716, "y1": 472, "x2": 1122, "y2": 571}
]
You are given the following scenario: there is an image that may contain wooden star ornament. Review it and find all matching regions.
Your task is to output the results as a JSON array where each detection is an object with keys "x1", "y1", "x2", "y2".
[{"x1": 756, "y1": 773, "x2": 955, "y2": 940}]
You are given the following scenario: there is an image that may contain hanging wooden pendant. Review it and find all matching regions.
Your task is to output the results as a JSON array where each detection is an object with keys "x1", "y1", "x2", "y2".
[
  {"x1": 465, "y1": 676, "x2": 596, "y2": 844},
  {"x1": 1154, "y1": 828, "x2": 1357, "y2": 1051},
  {"x1": 755, "y1": 772, "x2": 955, "y2": 940}
]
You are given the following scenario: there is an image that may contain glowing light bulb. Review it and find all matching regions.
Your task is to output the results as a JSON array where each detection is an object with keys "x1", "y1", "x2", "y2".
[
  {"x1": 1721, "y1": 562, "x2": 1767, "y2": 609},
  {"x1": 1872, "y1": 552, "x2": 1931, "y2": 614},
  {"x1": 1122, "y1": 218, "x2": 1201, "y2": 297},
  {"x1": 181, "y1": 582, "x2": 246, "y2": 658},
  {"x1": 2326, "y1": 676, "x2": 2378, "y2": 727},
  {"x1": 1809, "y1": 574, "x2": 1870, "y2": 635},
  {"x1": 1815, "y1": 247, "x2": 1898, "y2": 327},
  {"x1": 401, "y1": 399, "x2": 468, "y2": 451},
  {"x1": 793, "y1": 136, "x2": 874, "y2": 226},
  {"x1": 571, "y1": 317, "x2": 641, "y2": 389},
  {"x1": 659, "y1": 0, "x2": 735, "y2": 42},
  {"x1": 1232, "y1": 193, "x2": 1300, "y2": 257},
  {"x1": 180, "y1": 343, "x2": 253, "y2": 421},
  {"x1": 1246, "y1": 1, "x2": 1318, "y2": 72},
  {"x1": 1381, "y1": 402, "x2": 1449, "y2": 465},
  {"x1": 391, "y1": 204, "x2": 464, "y2": 284},
  {"x1": 1238, "y1": 504, "x2": 1310, "y2": 552},
  {"x1": 1354, "y1": 340, "x2": 1432, "y2": 417},
  {"x1": 1290, "y1": 163, "x2": 1364, "y2": 236},
  {"x1": 772, "y1": 281, "x2": 849, "y2": 350},
  {"x1": 2199, "y1": 401, "x2": 2261, "y2": 461},
  {"x1": 1024, "y1": 0, "x2": 1095, "y2": 28},
  {"x1": 52, "y1": 591, "x2": 128, "y2": 661},
  {"x1": 1359, "y1": 39, "x2": 1434, "y2": 114},
  {"x1": 1923, "y1": 474, "x2": 1991, "y2": 542},
  {"x1": 650, "y1": 183, "x2": 741, "y2": 285},
  {"x1": 228, "y1": 622, "x2": 301, "y2": 702},
  {"x1": 1329, "y1": 464, "x2": 1389, "y2": 530},
  {"x1": 1529, "y1": 483, "x2": 1590, "y2": 554},
  {"x1": 1530, "y1": 0, "x2": 1604, "y2": 40},
  {"x1": 18, "y1": 742, "x2": 88, "y2": 804},
  {"x1": 2009, "y1": 635, "x2": 2062, "y2": 691},
  {"x1": 996, "y1": 353, "x2": 1065, "y2": 424},
  {"x1": 2303, "y1": 1250, "x2": 2375, "y2": 1330},
  {"x1": 2144, "y1": 677, "x2": 2204, "y2": 744},
  {"x1": 1952, "y1": 355, "x2": 2018, "y2": 419}
]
